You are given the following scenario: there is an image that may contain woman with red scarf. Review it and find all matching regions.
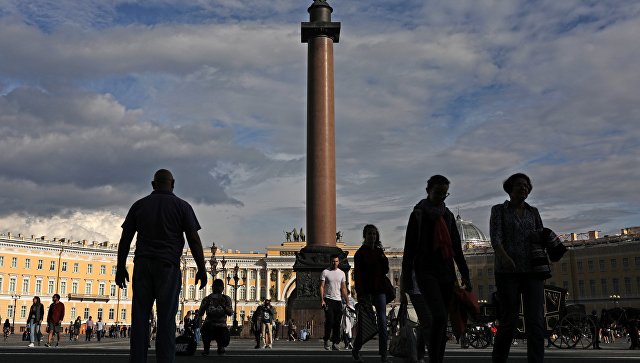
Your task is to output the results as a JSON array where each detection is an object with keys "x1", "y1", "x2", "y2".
[{"x1": 400, "y1": 175, "x2": 471, "y2": 363}]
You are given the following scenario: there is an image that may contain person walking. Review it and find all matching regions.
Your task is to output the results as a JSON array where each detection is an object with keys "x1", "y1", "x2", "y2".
[
  {"x1": 251, "y1": 304, "x2": 264, "y2": 348},
  {"x1": 400, "y1": 175, "x2": 472, "y2": 363},
  {"x1": 27, "y1": 296, "x2": 44, "y2": 347},
  {"x1": 260, "y1": 299, "x2": 275, "y2": 348},
  {"x1": 352, "y1": 225, "x2": 395, "y2": 362},
  {"x1": 96, "y1": 317, "x2": 104, "y2": 342},
  {"x1": 85, "y1": 316, "x2": 94, "y2": 341},
  {"x1": 320, "y1": 254, "x2": 349, "y2": 351},
  {"x1": 44, "y1": 293, "x2": 65, "y2": 347},
  {"x1": 490, "y1": 173, "x2": 546, "y2": 363},
  {"x1": 73, "y1": 316, "x2": 81, "y2": 341},
  {"x1": 115, "y1": 169, "x2": 207, "y2": 363},
  {"x1": 198, "y1": 279, "x2": 233, "y2": 356}
]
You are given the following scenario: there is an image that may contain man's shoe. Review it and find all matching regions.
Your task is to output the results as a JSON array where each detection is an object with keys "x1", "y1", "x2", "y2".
[
  {"x1": 254, "y1": 344, "x2": 260, "y2": 349},
  {"x1": 218, "y1": 347, "x2": 226, "y2": 355},
  {"x1": 44, "y1": 343, "x2": 50, "y2": 347},
  {"x1": 352, "y1": 351, "x2": 364, "y2": 363},
  {"x1": 331, "y1": 343, "x2": 340, "y2": 351},
  {"x1": 324, "y1": 340, "x2": 330, "y2": 350},
  {"x1": 28, "y1": 343, "x2": 35, "y2": 347}
]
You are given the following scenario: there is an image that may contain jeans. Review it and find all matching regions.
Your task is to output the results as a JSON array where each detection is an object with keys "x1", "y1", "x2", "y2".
[
  {"x1": 130, "y1": 258, "x2": 182, "y2": 363},
  {"x1": 414, "y1": 276, "x2": 453, "y2": 363},
  {"x1": 323, "y1": 299, "x2": 343, "y2": 344},
  {"x1": 201, "y1": 325, "x2": 230, "y2": 353},
  {"x1": 492, "y1": 274, "x2": 545, "y2": 363},
  {"x1": 28, "y1": 320, "x2": 41, "y2": 344},
  {"x1": 261, "y1": 322, "x2": 273, "y2": 346},
  {"x1": 353, "y1": 293, "x2": 389, "y2": 357}
]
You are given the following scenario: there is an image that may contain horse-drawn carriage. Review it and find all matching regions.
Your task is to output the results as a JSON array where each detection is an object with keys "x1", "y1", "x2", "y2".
[{"x1": 462, "y1": 285, "x2": 601, "y2": 349}]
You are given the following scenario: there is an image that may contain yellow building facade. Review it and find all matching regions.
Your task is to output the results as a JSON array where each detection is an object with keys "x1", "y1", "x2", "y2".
[
  {"x1": 0, "y1": 232, "x2": 403, "y2": 334},
  {"x1": 2, "y1": 222, "x2": 639, "y2": 334}
]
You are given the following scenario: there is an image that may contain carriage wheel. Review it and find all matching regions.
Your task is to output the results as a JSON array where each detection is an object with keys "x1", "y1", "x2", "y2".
[
  {"x1": 550, "y1": 312, "x2": 595, "y2": 349},
  {"x1": 465, "y1": 326, "x2": 491, "y2": 349}
]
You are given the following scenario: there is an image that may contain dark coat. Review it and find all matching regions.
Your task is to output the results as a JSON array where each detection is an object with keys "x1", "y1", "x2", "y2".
[{"x1": 402, "y1": 199, "x2": 470, "y2": 288}]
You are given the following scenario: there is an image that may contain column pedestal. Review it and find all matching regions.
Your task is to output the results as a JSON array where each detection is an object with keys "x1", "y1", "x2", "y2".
[{"x1": 289, "y1": 246, "x2": 349, "y2": 339}]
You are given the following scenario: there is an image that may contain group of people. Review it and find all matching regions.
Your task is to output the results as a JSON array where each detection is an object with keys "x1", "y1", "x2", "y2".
[
  {"x1": 330, "y1": 173, "x2": 554, "y2": 363},
  {"x1": 109, "y1": 169, "x2": 561, "y2": 363}
]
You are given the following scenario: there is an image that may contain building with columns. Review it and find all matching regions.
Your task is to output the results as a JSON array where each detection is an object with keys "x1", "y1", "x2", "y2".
[{"x1": 1, "y1": 219, "x2": 639, "y2": 335}]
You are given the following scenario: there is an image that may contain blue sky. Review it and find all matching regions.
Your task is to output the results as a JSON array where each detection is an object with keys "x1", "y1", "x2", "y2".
[{"x1": 0, "y1": 0, "x2": 639, "y2": 250}]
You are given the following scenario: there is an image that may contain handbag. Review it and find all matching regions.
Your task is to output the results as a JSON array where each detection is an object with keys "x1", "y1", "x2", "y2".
[
  {"x1": 388, "y1": 301, "x2": 417, "y2": 360},
  {"x1": 384, "y1": 276, "x2": 396, "y2": 304},
  {"x1": 355, "y1": 301, "x2": 378, "y2": 344}
]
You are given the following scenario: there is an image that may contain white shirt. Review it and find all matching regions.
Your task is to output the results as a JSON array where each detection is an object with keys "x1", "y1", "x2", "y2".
[{"x1": 320, "y1": 268, "x2": 346, "y2": 301}]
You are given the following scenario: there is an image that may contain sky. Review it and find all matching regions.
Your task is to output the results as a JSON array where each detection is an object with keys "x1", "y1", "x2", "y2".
[{"x1": 0, "y1": 0, "x2": 639, "y2": 252}]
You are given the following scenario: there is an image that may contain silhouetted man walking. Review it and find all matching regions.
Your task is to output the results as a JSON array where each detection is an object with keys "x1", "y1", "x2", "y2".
[{"x1": 116, "y1": 169, "x2": 207, "y2": 363}]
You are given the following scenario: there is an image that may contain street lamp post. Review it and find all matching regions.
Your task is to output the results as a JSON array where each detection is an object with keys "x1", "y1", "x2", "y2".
[
  {"x1": 11, "y1": 294, "x2": 21, "y2": 333},
  {"x1": 230, "y1": 264, "x2": 241, "y2": 335},
  {"x1": 610, "y1": 294, "x2": 621, "y2": 307}
]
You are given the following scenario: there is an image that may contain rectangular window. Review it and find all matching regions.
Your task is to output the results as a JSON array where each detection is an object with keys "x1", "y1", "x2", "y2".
[
  {"x1": 50, "y1": 261, "x2": 56, "y2": 271},
  {"x1": 121, "y1": 309, "x2": 127, "y2": 321},
  {"x1": 20, "y1": 305, "x2": 27, "y2": 318},
  {"x1": 84, "y1": 308, "x2": 90, "y2": 319},
  {"x1": 601, "y1": 279, "x2": 608, "y2": 295},
  {"x1": 561, "y1": 263, "x2": 568, "y2": 273},
  {"x1": 587, "y1": 259, "x2": 594, "y2": 272},
  {"x1": 624, "y1": 277, "x2": 632, "y2": 294},
  {"x1": 85, "y1": 282, "x2": 92, "y2": 295},
  {"x1": 189, "y1": 268, "x2": 195, "y2": 279},
  {"x1": 71, "y1": 308, "x2": 76, "y2": 319},
  {"x1": 623, "y1": 258, "x2": 629, "y2": 269},
  {"x1": 478, "y1": 285, "x2": 484, "y2": 299},
  {"x1": 60, "y1": 281, "x2": 67, "y2": 295},
  {"x1": 22, "y1": 279, "x2": 29, "y2": 294},
  {"x1": 37, "y1": 259, "x2": 43, "y2": 270},
  {"x1": 112, "y1": 266, "x2": 117, "y2": 275},
  {"x1": 7, "y1": 305, "x2": 14, "y2": 318},
  {"x1": 99, "y1": 283, "x2": 105, "y2": 295},
  {"x1": 100, "y1": 265, "x2": 106, "y2": 275},
  {"x1": 0, "y1": 276, "x2": 3, "y2": 292},
  {"x1": 122, "y1": 287, "x2": 128, "y2": 298},
  {"x1": 577, "y1": 261, "x2": 583, "y2": 273},
  {"x1": 36, "y1": 280, "x2": 42, "y2": 294},
  {"x1": 589, "y1": 280, "x2": 596, "y2": 297},
  {"x1": 611, "y1": 259, "x2": 617, "y2": 270},
  {"x1": 97, "y1": 308, "x2": 103, "y2": 320},
  {"x1": 612, "y1": 278, "x2": 620, "y2": 293},
  {"x1": 62, "y1": 262, "x2": 67, "y2": 272},
  {"x1": 73, "y1": 263, "x2": 79, "y2": 273},
  {"x1": 477, "y1": 268, "x2": 483, "y2": 278},
  {"x1": 636, "y1": 257, "x2": 640, "y2": 269},
  {"x1": 25, "y1": 258, "x2": 31, "y2": 269},
  {"x1": 110, "y1": 284, "x2": 116, "y2": 297},
  {"x1": 48, "y1": 280, "x2": 54, "y2": 294},
  {"x1": 87, "y1": 264, "x2": 93, "y2": 274},
  {"x1": 11, "y1": 257, "x2": 17, "y2": 268},
  {"x1": 562, "y1": 281, "x2": 569, "y2": 290},
  {"x1": 578, "y1": 280, "x2": 585, "y2": 297},
  {"x1": 487, "y1": 268, "x2": 493, "y2": 276},
  {"x1": 108, "y1": 308, "x2": 115, "y2": 320},
  {"x1": 9, "y1": 277, "x2": 16, "y2": 292},
  {"x1": 599, "y1": 259, "x2": 605, "y2": 272},
  {"x1": 0, "y1": 255, "x2": 3, "y2": 266},
  {"x1": 72, "y1": 282, "x2": 78, "y2": 294}
]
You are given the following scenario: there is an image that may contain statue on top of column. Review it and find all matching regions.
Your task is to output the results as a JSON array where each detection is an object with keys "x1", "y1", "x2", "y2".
[
  {"x1": 292, "y1": 228, "x2": 300, "y2": 242},
  {"x1": 299, "y1": 228, "x2": 305, "y2": 242}
]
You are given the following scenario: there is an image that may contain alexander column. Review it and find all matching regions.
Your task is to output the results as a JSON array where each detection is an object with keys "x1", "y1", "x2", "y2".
[{"x1": 290, "y1": 0, "x2": 349, "y2": 333}]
